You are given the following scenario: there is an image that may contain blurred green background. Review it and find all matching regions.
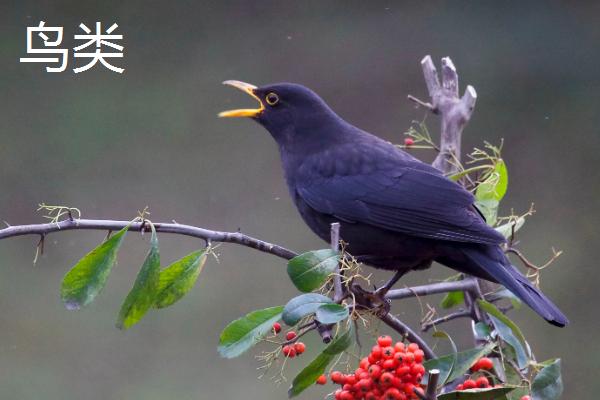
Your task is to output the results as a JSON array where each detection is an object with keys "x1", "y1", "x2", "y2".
[{"x1": 1, "y1": 1, "x2": 598, "y2": 399}]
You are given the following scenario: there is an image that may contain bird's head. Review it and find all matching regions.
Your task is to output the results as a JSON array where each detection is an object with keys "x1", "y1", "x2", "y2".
[{"x1": 219, "y1": 81, "x2": 342, "y2": 149}]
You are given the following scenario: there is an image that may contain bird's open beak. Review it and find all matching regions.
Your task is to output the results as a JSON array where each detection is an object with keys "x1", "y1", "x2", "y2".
[{"x1": 218, "y1": 80, "x2": 264, "y2": 118}]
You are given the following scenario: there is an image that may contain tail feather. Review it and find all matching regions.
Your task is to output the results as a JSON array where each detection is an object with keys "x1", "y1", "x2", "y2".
[{"x1": 461, "y1": 246, "x2": 568, "y2": 327}]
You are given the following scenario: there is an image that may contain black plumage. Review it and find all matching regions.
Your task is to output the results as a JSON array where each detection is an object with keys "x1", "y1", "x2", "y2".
[{"x1": 220, "y1": 81, "x2": 568, "y2": 327}]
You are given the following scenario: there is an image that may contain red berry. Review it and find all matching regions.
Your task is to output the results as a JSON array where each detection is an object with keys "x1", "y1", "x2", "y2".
[
  {"x1": 357, "y1": 378, "x2": 373, "y2": 393},
  {"x1": 411, "y1": 364, "x2": 425, "y2": 376},
  {"x1": 334, "y1": 389, "x2": 343, "y2": 400},
  {"x1": 383, "y1": 358, "x2": 398, "y2": 370},
  {"x1": 403, "y1": 383, "x2": 415, "y2": 396},
  {"x1": 395, "y1": 365, "x2": 410, "y2": 377},
  {"x1": 272, "y1": 322, "x2": 281, "y2": 334},
  {"x1": 476, "y1": 376, "x2": 490, "y2": 388},
  {"x1": 478, "y1": 357, "x2": 494, "y2": 370},
  {"x1": 371, "y1": 345, "x2": 383, "y2": 360},
  {"x1": 463, "y1": 379, "x2": 476, "y2": 389},
  {"x1": 402, "y1": 352, "x2": 415, "y2": 364},
  {"x1": 342, "y1": 384, "x2": 353, "y2": 392},
  {"x1": 316, "y1": 374, "x2": 327, "y2": 385},
  {"x1": 294, "y1": 342, "x2": 306, "y2": 355},
  {"x1": 331, "y1": 371, "x2": 345, "y2": 384},
  {"x1": 345, "y1": 375, "x2": 357, "y2": 385},
  {"x1": 393, "y1": 352, "x2": 405, "y2": 364},
  {"x1": 394, "y1": 342, "x2": 406, "y2": 352},
  {"x1": 384, "y1": 387, "x2": 403, "y2": 400},
  {"x1": 339, "y1": 390, "x2": 354, "y2": 400},
  {"x1": 456, "y1": 384, "x2": 464, "y2": 391},
  {"x1": 382, "y1": 346, "x2": 395, "y2": 359},
  {"x1": 378, "y1": 335, "x2": 393, "y2": 347},
  {"x1": 282, "y1": 345, "x2": 296, "y2": 358},
  {"x1": 380, "y1": 372, "x2": 395, "y2": 386},
  {"x1": 404, "y1": 138, "x2": 414, "y2": 146},
  {"x1": 355, "y1": 368, "x2": 366, "y2": 377},
  {"x1": 364, "y1": 391, "x2": 378, "y2": 400},
  {"x1": 368, "y1": 364, "x2": 382, "y2": 379},
  {"x1": 285, "y1": 331, "x2": 297, "y2": 341},
  {"x1": 520, "y1": 396, "x2": 532, "y2": 400},
  {"x1": 413, "y1": 349, "x2": 425, "y2": 363},
  {"x1": 360, "y1": 357, "x2": 370, "y2": 370},
  {"x1": 407, "y1": 343, "x2": 419, "y2": 353}
]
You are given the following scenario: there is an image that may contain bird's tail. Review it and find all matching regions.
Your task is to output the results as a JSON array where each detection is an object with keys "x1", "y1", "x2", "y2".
[{"x1": 460, "y1": 246, "x2": 568, "y2": 327}]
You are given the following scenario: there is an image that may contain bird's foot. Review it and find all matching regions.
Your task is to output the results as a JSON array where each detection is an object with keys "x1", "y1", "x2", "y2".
[
  {"x1": 350, "y1": 279, "x2": 391, "y2": 317},
  {"x1": 374, "y1": 270, "x2": 406, "y2": 298}
]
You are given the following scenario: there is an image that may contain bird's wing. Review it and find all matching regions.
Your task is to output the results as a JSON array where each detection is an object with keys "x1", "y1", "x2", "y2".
[{"x1": 295, "y1": 144, "x2": 505, "y2": 245}]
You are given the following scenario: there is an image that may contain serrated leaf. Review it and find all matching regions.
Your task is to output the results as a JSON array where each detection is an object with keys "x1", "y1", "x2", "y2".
[
  {"x1": 288, "y1": 327, "x2": 353, "y2": 397},
  {"x1": 116, "y1": 227, "x2": 160, "y2": 330},
  {"x1": 315, "y1": 303, "x2": 349, "y2": 324},
  {"x1": 438, "y1": 386, "x2": 517, "y2": 400},
  {"x1": 218, "y1": 306, "x2": 283, "y2": 359},
  {"x1": 282, "y1": 293, "x2": 333, "y2": 326},
  {"x1": 287, "y1": 249, "x2": 339, "y2": 293},
  {"x1": 154, "y1": 249, "x2": 207, "y2": 308},
  {"x1": 532, "y1": 359, "x2": 562, "y2": 400},
  {"x1": 61, "y1": 225, "x2": 129, "y2": 310},
  {"x1": 495, "y1": 217, "x2": 525, "y2": 239}
]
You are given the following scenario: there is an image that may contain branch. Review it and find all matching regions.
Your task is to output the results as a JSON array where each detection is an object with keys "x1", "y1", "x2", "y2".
[
  {"x1": 380, "y1": 313, "x2": 436, "y2": 360},
  {"x1": 409, "y1": 55, "x2": 477, "y2": 175},
  {"x1": 0, "y1": 218, "x2": 298, "y2": 261},
  {"x1": 385, "y1": 279, "x2": 479, "y2": 300}
]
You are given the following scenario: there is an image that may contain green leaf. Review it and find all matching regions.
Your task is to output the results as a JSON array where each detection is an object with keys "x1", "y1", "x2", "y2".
[
  {"x1": 449, "y1": 342, "x2": 496, "y2": 382},
  {"x1": 61, "y1": 225, "x2": 129, "y2": 310},
  {"x1": 288, "y1": 327, "x2": 353, "y2": 397},
  {"x1": 475, "y1": 160, "x2": 508, "y2": 226},
  {"x1": 490, "y1": 315, "x2": 528, "y2": 369},
  {"x1": 438, "y1": 386, "x2": 517, "y2": 400},
  {"x1": 441, "y1": 291, "x2": 465, "y2": 309},
  {"x1": 422, "y1": 331, "x2": 457, "y2": 387},
  {"x1": 495, "y1": 217, "x2": 525, "y2": 239},
  {"x1": 282, "y1": 293, "x2": 333, "y2": 326},
  {"x1": 531, "y1": 359, "x2": 563, "y2": 400},
  {"x1": 154, "y1": 249, "x2": 207, "y2": 308},
  {"x1": 477, "y1": 300, "x2": 526, "y2": 345},
  {"x1": 116, "y1": 227, "x2": 161, "y2": 330},
  {"x1": 486, "y1": 289, "x2": 522, "y2": 310},
  {"x1": 473, "y1": 322, "x2": 492, "y2": 341},
  {"x1": 287, "y1": 249, "x2": 339, "y2": 293},
  {"x1": 218, "y1": 306, "x2": 283, "y2": 359},
  {"x1": 315, "y1": 303, "x2": 349, "y2": 324}
]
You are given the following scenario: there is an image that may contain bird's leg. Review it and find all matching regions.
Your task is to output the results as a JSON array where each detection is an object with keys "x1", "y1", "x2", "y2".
[{"x1": 375, "y1": 270, "x2": 408, "y2": 298}]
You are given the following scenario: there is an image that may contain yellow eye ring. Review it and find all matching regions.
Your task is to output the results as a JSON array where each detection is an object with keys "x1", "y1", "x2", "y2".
[{"x1": 265, "y1": 92, "x2": 279, "y2": 106}]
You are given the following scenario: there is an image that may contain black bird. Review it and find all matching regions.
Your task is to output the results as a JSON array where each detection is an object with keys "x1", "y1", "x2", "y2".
[{"x1": 219, "y1": 80, "x2": 568, "y2": 327}]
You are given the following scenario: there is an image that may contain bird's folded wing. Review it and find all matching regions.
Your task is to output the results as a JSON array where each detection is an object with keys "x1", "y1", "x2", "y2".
[{"x1": 296, "y1": 160, "x2": 506, "y2": 245}]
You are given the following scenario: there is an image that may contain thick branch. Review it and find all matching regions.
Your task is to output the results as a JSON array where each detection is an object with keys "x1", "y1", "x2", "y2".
[
  {"x1": 385, "y1": 279, "x2": 479, "y2": 300},
  {"x1": 410, "y1": 55, "x2": 477, "y2": 175},
  {"x1": 0, "y1": 219, "x2": 298, "y2": 260}
]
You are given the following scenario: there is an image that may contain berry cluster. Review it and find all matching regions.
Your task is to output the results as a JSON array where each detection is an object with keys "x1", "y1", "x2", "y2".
[
  {"x1": 325, "y1": 335, "x2": 426, "y2": 400},
  {"x1": 455, "y1": 357, "x2": 495, "y2": 391},
  {"x1": 272, "y1": 323, "x2": 307, "y2": 358}
]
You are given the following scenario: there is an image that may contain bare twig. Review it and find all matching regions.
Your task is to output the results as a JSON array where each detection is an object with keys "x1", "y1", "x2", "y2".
[
  {"x1": 422, "y1": 310, "x2": 471, "y2": 332},
  {"x1": 330, "y1": 222, "x2": 344, "y2": 302},
  {"x1": 0, "y1": 218, "x2": 298, "y2": 261}
]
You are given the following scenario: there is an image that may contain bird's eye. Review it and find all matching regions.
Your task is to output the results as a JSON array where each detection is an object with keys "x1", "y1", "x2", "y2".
[{"x1": 265, "y1": 92, "x2": 279, "y2": 106}]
